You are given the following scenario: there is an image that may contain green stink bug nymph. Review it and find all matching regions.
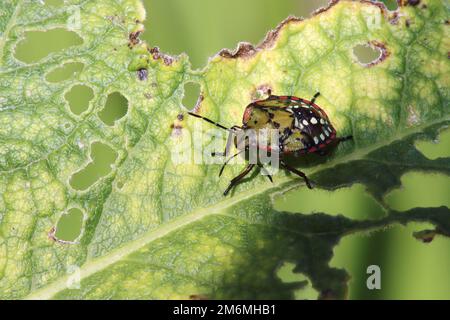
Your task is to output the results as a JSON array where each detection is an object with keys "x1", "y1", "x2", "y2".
[{"x1": 188, "y1": 91, "x2": 353, "y2": 195}]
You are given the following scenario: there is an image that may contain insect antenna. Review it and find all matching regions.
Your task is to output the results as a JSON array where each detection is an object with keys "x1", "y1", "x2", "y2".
[{"x1": 188, "y1": 112, "x2": 230, "y2": 131}]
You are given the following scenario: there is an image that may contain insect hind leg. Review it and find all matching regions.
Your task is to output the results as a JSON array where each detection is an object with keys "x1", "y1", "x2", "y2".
[
  {"x1": 258, "y1": 164, "x2": 273, "y2": 183},
  {"x1": 280, "y1": 160, "x2": 313, "y2": 189},
  {"x1": 339, "y1": 135, "x2": 353, "y2": 142},
  {"x1": 223, "y1": 164, "x2": 255, "y2": 196}
]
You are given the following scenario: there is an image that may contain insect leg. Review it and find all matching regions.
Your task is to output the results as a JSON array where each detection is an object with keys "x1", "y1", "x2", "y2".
[
  {"x1": 310, "y1": 92, "x2": 320, "y2": 104},
  {"x1": 333, "y1": 135, "x2": 353, "y2": 149},
  {"x1": 258, "y1": 164, "x2": 273, "y2": 183},
  {"x1": 338, "y1": 135, "x2": 353, "y2": 142},
  {"x1": 223, "y1": 164, "x2": 256, "y2": 196},
  {"x1": 211, "y1": 126, "x2": 240, "y2": 157},
  {"x1": 219, "y1": 150, "x2": 244, "y2": 177},
  {"x1": 280, "y1": 160, "x2": 313, "y2": 189}
]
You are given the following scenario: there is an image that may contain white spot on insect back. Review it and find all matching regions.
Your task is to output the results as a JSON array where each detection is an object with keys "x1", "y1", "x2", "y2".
[
  {"x1": 310, "y1": 117, "x2": 318, "y2": 124},
  {"x1": 327, "y1": 127, "x2": 333, "y2": 133},
  {"x1": 320, "y1": 118, "x2": 325, "y2": 124},
  {"x1": 302, "y1": 119, "x2": 309, "y2": 126},
  {"x1": 313, "y1": 136, "x2": 319, "y2": 144},
  {"x1": 320, "y1": 133, "x2": 325, "y2": 141},
  {"x1": 325, "y1": 130, "x2": 330, "y2": 137}
]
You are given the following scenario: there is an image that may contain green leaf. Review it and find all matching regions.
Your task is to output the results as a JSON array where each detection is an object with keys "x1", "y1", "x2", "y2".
[{"x1": 0, "y1": 0, "x2": 448, "y2": 299}]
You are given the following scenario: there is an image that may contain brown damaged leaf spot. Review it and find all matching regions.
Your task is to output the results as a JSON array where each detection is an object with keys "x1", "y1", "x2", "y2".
[
  {"x1": 192, "y1": 93, "x2": 205, "y2": 113},
  {"x1": 47, "y1": 226, "x2": 76, "y2": 245},
  {"x1": 137, "y1": 68, "x2": 148, "y2": 80},
  {"x1": 215, "y1": 1, "x2": 394, "y2": 61},
  {"x1": 217, "y1": 16, "x2": 303, "y2": 60},
  {"x1": 360, "y1": 0, "x2": 391, "y2": 14},
  {"x1": 390, "y1": 11, "x2": 401, "y2": 25},
  {"x1": 312, "y1": 0, "x2": 340, "y2": 15},
  {"x1": 251, "y1": 84, "x2": 272, "y2": 101},
  {"x1": 148, "y1": 46, "x2": 175, "y2": 65},
  {"x1": 218, "y1": 42, "x2": 258, "y2": 59},
  {"x1": 362, "y1": 41, "x2": 390, "y2": 67},
  {"x1": 48, "y1": 226, "x2": 57, "y2": 242},
  {"x1": 399, "y1": 0, "x2": 421, "y2": 6},
  {"x1": 170, "y1": 123, "x2": 183, "y2": 136},
  {"x1": 128, "y1": 30, "x2": 142, "y2": 48}
]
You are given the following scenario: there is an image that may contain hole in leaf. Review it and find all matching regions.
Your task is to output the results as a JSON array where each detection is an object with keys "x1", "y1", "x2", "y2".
[
  {"x1": 55, "y1": 208, "x2": 84, "y2": 242},
  {"x1": 381, "y1": 0, "x2": 398, "y2": 10},
  {"x1": 276, "y1": 262, "x2": 319, "y2": 300},
  {"x1": 15, "y1": 28, "x2": 83, "y2": 63},
  {"x1": 98, "y1": 92, "x2": 129, "y2": 126},
  {"x1": 415, "y1": 127, "x2": 450, "y2": 160},
  {"x1": 182, "y1": 82, "x2": 201, "y2": 110},
  {"x1": 45, "y1": 62, "x2": 84, "y2": 82},
  {"x1": 273, "y1": 184, "x2": 385, "y2": 220},
  {"x1": 142, "y1": 0, "x2": 329, "y2": 69},
  {"x1": 65, "y1": 84, "x2": 94, "y2": 115},
  {"x1": 384, "y1": 172, "x2": 450, "y2": 211},
  {"x1": 331, "y1": 223, "x2": 450, "y2": 299},
  {"x1": 69, "y1": 142, "x2": 118, "y2": 191},
  {"x1": 353, "y1": 44, "x2": 381, "y2": 65}
]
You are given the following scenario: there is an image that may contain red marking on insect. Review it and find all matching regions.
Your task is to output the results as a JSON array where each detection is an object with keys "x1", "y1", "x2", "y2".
[
  {"x1": 260, "y1": 145, "x2": 272, "y2": 152},
  {"x1": 243, "y1": 106, "x2": 253, "y2": 122},
  {"x1": 308, "y1": 146, "x2": 318, "y2": 153},
  {"x1": 300, "y1": 98, "x2": 328, "y2": 114},
  {"x1": 319, "y1": 143, "x2": 326, "y2": 149}
]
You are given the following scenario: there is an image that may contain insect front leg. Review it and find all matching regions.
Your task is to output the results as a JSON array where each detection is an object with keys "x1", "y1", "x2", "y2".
[
  {"x1": 223, "y1": 164, "x2": 256, "y2": 196},
  {"x1": 258, "y1": 164, "x2": 273, "y2": 183},
  {"x1": 280, "y1": 160, "x2": 313, "y2": 189},
  {"x1": 211, "y1": 126, "x2": 240, "y2": 157}
]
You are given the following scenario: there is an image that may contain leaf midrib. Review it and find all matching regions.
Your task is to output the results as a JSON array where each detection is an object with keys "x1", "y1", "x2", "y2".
[{"x1": 24, "y1": 116, "x2": 449, "y2": 300}]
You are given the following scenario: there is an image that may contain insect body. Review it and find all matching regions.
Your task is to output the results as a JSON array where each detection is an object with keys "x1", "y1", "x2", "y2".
[{"x1": 188, "y1": 91, "x2": 352, "y2": 195}]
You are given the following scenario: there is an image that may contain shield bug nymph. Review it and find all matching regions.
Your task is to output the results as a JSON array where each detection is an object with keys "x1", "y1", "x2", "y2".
[{"x1": 188, "y1": 91, "x2": 353, "y2": 195}]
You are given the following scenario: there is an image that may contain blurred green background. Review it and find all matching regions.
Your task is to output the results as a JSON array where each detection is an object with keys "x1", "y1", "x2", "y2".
[{"x1": 22, "y1": 0, "x2": 449, "y2": 299}]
